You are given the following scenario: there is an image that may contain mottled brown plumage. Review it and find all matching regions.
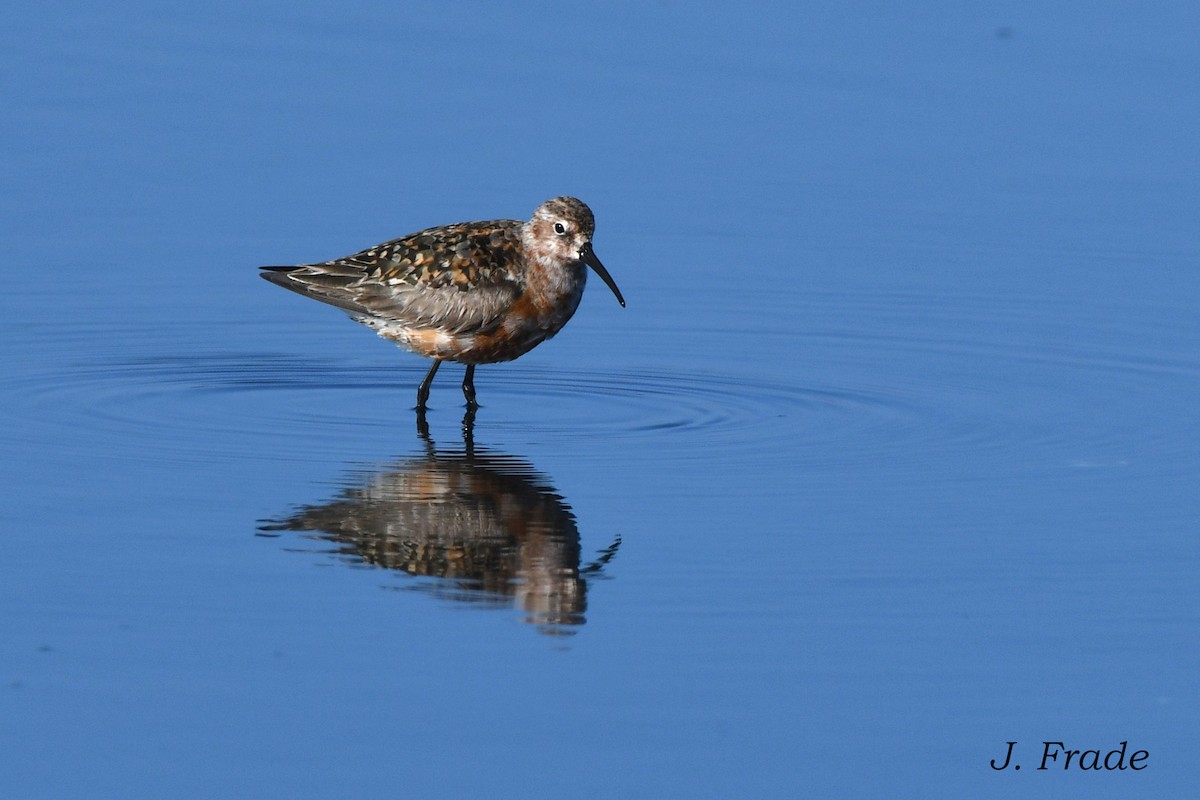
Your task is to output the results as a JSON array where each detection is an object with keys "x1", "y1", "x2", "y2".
[{"x1": 261, "y1": 197, "x2": 624, "y2": 410}]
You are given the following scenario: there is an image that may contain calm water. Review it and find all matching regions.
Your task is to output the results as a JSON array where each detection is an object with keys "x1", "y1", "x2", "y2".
[{"x1": 3, "y1": 2, "x2": 1198, "y2": 797}]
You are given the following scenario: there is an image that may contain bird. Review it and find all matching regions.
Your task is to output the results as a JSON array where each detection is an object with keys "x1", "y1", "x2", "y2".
[{"x1": 260, "y1": 196, "x2": 625, "y2": 411}]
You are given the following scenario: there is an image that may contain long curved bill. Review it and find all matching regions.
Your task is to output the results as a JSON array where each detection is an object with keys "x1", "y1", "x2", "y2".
[{"x1": 579, "y1": 241, "x2": 626, "y2": 308}]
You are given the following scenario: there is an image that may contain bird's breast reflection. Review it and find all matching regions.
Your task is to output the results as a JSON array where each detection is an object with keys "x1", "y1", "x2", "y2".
[{"x1": 259, "y1": 411, "x2": 620, "y2": 634}]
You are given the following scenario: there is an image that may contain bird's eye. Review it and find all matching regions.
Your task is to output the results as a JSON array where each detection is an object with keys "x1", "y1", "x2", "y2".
[{"x1": 553, "y1": 222, "x2": 567, "y2": 235}]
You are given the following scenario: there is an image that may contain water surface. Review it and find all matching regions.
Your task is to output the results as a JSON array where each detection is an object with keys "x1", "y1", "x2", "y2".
[{"x1": 2, "y1": 2, "x2": 1198, "y2": 798}]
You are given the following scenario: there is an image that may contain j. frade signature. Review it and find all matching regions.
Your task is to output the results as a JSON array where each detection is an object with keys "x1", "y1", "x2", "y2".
[{"x1": 990, "y1": 740, "x2": 1148, "y2": 772}]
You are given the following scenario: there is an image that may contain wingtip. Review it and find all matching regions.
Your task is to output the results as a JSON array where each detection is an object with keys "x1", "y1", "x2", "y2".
[{"x1": 259, "y1": 266, "x2": 301, "y2": 289}]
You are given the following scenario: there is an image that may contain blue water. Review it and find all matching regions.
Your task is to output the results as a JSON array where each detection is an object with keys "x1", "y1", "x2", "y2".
[{"x1": 3, "y1": 2, "x2": 1198, "y2": 797}]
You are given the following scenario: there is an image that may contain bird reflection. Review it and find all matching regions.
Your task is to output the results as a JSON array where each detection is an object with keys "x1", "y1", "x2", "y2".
[{"x1": 259, "y1": 409, "x2": 620, "y2": 634}]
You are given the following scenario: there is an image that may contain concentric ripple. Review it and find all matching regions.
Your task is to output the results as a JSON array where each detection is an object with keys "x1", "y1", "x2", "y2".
[
  {"x1": 0, "y1": 344, "x2": 910, "y2": 469},
  {"x1": 3, "y1": 284, "x2": 1198, "y2": 481}
]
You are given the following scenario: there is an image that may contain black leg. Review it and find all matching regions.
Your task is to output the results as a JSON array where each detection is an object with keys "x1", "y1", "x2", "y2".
[
  {"x1": 462, "y1": 364, "x2": 477, "y2": 408},
  {"x1": 417, "y1": 360, "x2": 440, "y2": 410}
]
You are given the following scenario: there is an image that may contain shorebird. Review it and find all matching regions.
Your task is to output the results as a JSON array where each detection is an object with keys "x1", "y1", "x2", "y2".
[{"x1": 260, "y1": 196, "x2": 624, "y2": 411}]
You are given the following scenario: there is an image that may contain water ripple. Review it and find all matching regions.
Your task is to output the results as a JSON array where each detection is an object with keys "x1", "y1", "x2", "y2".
[{"x1": 2, "y1": 285, "x2": 1197, "y2": 479}]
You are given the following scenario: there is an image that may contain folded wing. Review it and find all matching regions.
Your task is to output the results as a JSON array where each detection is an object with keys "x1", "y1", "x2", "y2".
[{"x1": 260, "y1": 220, "x2": 525, "y2": 335}]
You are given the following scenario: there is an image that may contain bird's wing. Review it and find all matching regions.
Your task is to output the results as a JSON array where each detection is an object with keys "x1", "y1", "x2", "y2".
[{"x1": 260, "y1": 220, "x2": 525, "y2": 334}]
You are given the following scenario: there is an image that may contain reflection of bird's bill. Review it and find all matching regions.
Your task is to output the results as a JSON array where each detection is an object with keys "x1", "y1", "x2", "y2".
[{"x1": 580, "y1": 241, "x2": 626, "y2": 307}]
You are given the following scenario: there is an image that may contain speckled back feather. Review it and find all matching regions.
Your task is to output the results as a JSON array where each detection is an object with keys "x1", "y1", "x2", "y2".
[{"x1": 262, "y1": 219, "x2": 526, "y2": 335}]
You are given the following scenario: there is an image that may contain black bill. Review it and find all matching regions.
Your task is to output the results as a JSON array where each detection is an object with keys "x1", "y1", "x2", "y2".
[{"x1": 579, "y1": 241, "x2": 626, "y2": 308}]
